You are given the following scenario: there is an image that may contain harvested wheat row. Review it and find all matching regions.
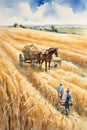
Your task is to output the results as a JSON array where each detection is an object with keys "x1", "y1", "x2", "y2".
[
  {"x1": 60, "y1": 49, "x2": 87, "y2": 66},
  {"x1": 9, "y1": 28, "x2": 87, "y2": 53},
  {"x1": 61, "y1": 60, "x2": 85, "y2": 76},
  {"x1": 0, "y1": 40, "x2": 19, "y2": 62},
  {"x1": 56, "y1": 69, "x2": 87, "y2": 90},
  {"x1": 22, "y1": 69, "x2": 58, "y2": 106}
]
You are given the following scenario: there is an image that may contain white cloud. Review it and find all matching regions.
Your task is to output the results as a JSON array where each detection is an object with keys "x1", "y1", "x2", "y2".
[
  {"x1": 53, "y1": 2, "x2": 87, "y2": 25},
  {"x1": 19, "y1": 2, "x2": 47, "y2": 20},
  {"x1": 0, "y1": 4, "x2": 22, "y2": 25},
  {"x1": 0, "y1": 1, "x2": 87, "y2": 26},
  {"x1": 18, "y1": 2, "x2": 57, "y2": 25}
]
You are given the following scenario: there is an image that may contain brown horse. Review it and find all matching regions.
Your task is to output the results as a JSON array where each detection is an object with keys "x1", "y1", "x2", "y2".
[{"x1": 39, "y1": 48, "x2": 58, "y2": 71}]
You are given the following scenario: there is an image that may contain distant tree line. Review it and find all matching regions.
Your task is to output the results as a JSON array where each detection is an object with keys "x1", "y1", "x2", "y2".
[
  {"x1": 13, "y1": 23, "x2": 27, "y2": 28},
  {"x1": 50, "y1": 25, "x2": 58, "y2": 32}
]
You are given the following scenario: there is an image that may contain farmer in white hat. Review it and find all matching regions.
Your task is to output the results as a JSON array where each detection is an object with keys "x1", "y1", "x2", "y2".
[{"x1": 57, "y1": 83, "x2": 64, "y2": 100}]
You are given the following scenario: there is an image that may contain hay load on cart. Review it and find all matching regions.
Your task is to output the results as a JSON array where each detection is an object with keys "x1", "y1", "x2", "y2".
[{"x1": 19, "y1": 44, "x2": 40, "y2": 66}]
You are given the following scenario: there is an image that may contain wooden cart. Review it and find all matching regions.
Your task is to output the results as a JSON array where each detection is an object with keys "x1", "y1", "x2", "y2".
[{"x1": 19, "y1": 45, "x2": 40, "y2": 66}]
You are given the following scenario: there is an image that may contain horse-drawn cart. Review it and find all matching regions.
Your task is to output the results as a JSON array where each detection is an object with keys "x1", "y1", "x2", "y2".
[
  {"x1": 19, "y1": 44, "x2": 40, "y2": 66},
  {"x1": 19, "y1": 45, "x2": 61, "y2": 71}
]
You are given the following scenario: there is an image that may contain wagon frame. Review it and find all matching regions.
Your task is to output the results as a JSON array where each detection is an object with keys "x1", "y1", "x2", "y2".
[{"x1": 19, "y1": 47, "x2": 40, "y2": 66}]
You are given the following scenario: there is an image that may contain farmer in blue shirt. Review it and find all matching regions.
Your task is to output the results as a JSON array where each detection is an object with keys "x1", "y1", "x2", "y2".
[{"x1": 64, "y1": 88, "x2": 72, "y2": 115}]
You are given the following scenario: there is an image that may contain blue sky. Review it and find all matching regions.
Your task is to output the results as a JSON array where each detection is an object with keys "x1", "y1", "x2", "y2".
[{"x1": 0, "y1": 0, "x2": 87, "y2": 25}]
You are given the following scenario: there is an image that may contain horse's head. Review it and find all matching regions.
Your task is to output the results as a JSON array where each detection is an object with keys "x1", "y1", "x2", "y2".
[
  {"x1": 45, "y1": 47, "x2": 58, "y2": 57},
  {"x1": 54, "y1": 48, "x2": 58, "y2": 57}
]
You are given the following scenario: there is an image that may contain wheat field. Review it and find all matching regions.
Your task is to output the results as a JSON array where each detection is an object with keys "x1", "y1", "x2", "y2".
[{"x1": 0, "y1": 28, "x2": 87, "y2": 130}]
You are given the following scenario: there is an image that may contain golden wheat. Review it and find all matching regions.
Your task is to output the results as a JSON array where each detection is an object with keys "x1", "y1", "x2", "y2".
[{"x1": 0, "y1": 28, "x2": 87, "y2": 130}]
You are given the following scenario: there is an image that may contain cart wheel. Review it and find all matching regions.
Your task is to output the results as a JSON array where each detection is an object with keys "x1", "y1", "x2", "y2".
[{"x1": 19, "y1": 54, "x2": 23, "y2": 66}]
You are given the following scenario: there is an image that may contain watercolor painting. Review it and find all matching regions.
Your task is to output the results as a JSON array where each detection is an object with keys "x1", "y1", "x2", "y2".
[{"x1": 0, "y1": 0, "x2": 87, "y2": 130}]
